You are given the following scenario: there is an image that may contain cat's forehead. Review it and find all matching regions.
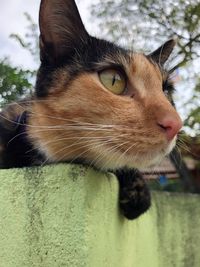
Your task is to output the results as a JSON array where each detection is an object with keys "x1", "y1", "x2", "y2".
[
  {"x1": 129, "y1": 53, "x2": 163, "y2": 81},
  {"x1": 103, "y1": 51, "x2": 163, "y2": 82},
  {"x1": 94, "y1": 46, "x2": 162, "y2": 76}
]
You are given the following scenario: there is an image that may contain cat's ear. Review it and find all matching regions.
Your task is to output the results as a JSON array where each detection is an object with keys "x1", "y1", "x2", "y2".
[
  {"x1": 39, "y1": 0, "x2": 89, "y2": 64},
  {"x1": 149, "y1": 39, "x2": 176, "y2": 66}
]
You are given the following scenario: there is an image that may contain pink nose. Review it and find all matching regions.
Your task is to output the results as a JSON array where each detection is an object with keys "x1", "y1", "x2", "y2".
[{"x1": 158, "y1": 116, "x2": 183, "y2": 141}]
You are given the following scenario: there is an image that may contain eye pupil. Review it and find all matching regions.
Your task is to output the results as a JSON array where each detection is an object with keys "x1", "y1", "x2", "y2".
[
  {"x1": 112, "y1": 75, "x2": 116, "y2": 86},
  {"x1": 99, "y1": 69, "x2": 126, "y2": 95}
]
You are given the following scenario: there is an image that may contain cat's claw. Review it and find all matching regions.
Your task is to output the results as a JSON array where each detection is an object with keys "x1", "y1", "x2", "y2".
[{"x1": 116, "y1": 169, "x2": 151, "y2": 220}]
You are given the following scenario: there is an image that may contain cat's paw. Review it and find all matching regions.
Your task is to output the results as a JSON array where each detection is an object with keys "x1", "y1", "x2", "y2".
[{"x1": 116, "y1": 169, "x2": 151, "y2": 220}]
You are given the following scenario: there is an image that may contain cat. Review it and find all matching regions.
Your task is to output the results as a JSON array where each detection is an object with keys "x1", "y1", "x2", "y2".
[{"x1": 0, "y1": 0, "x2": 182, "y2": 220}]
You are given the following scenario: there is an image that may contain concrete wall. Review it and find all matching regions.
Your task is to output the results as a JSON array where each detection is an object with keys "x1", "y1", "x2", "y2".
[{"x1": 0, "y1": 164, "x2": 200, "y2": 267}]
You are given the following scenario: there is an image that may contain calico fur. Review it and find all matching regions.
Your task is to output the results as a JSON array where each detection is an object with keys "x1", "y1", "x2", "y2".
[{"x1": 0, "y1": 0, "x2": 182, "y2": 220}]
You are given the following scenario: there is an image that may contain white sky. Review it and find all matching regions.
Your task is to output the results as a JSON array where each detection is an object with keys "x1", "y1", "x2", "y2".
[{"x1": 0, "y1": 0, "x2": 92, "y2": 70}]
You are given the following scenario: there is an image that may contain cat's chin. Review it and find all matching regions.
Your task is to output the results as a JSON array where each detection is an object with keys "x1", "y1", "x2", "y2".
[
  {"x1": 94, "y1": 152, "x2": 165, "y2": 171},
  {"x1": 38, "y1": 135, "x2": 176, "y2": 171},
  {"x1": 93, "y1": 138, "x2": 176, "y2": 171}
]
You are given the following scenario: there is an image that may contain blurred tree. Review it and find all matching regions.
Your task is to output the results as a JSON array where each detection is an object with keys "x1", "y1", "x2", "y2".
[
  {"x1": 90, "y1": 0, "x2": 200, "y2": 60},
  {"x1": 0, "y1": 13, "x2": 39, "y2": 108},
  {"x1": 10, "y1": 12, "x2": 39, "y2": 64},
  {"x1": 184, "y1": 78, "x2": 200, "y2": 135},
  {"x1": 0, "y1": 58, "x2": 33, "y2": 108}
]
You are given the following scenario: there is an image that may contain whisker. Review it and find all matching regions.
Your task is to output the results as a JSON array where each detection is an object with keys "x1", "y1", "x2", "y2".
[
  {"x1": 8, "y1": 104, "x2": 125, "y2": 127},
  {"x1": 68, "y1": 137, "x2": 123, "y2": 167},
  {"x1": 1, "y1": 106, "x2": 141, "y2": 133},
  {"x1": 7, "y1": 128, "x2": 118, "y2": 149},
  {"x1": 115, "y1": 142, "x2": 138, "y2": 168},
  {"x1": 96, "y1": 140, "x2": 131, "y2": 170},
  {"x1": 7, "y1": 131, "x2": 27, "y2": 146},
  {"x1": 53, "y1": 134, "x2": 126, "y2": 167},
  {"x1": 25, "y1": 133, "x2": 122, "y2": 155},
  {"x1": 0, "y1": 112, "x2": 121, "y2": 131},
  {"x1": 41, "y1": 137, "x2": 117, "y2": 166}
]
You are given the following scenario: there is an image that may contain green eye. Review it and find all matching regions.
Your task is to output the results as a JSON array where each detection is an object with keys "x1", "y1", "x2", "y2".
[{"x1": 99, "y1": 69, "x2": 126, "y2": 95}]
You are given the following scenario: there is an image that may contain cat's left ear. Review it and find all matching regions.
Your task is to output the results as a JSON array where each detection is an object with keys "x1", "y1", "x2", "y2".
[
  {"x1": 148, "y1": 39, "x2": 176, "y2": 66},
  {"x1": 39, "y1": 0, "x2": 89, "y2": 64}
]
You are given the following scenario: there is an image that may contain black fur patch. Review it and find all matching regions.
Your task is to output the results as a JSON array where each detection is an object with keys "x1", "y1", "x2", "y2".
[
  {"x1": 0, "y1": 111, "x2": 44, "y2": 168},
  {"x1": 116, "y1": 168, "x2": 151, "y2": 220}
]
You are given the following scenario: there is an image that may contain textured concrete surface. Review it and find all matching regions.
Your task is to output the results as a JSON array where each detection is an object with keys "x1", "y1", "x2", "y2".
[{"x1": 0, "y1": 164, "x2": 200, "y2": 267}]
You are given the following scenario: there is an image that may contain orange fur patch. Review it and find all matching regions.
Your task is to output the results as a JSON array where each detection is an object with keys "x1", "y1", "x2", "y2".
[{"x1": 28, "y1": 53, "x2": 182, "y2": 169}]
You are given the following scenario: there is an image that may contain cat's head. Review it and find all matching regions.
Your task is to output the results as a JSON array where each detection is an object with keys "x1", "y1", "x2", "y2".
[{"x1": 30, "y1": 0, "x2": 182, "y2": 170}]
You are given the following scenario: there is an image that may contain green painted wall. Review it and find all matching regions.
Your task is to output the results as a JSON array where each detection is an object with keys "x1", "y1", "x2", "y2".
[{"x1": 0, "y1": 164, "x2": 200, "y2": 267}]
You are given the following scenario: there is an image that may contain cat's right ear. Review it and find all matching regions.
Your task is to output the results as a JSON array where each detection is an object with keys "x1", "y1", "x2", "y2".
[
  {"x1": 39, "y1": 0, "x2": 89, "y2": 64},
  {"x1": 148, "y1": 39, "x2": 176, "y2": 66}
]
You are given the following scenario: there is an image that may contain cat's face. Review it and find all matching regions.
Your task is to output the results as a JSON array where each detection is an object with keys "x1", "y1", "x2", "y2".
[{"x1": 29, "y1": 0, "x2": 182, "y2": 170}]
